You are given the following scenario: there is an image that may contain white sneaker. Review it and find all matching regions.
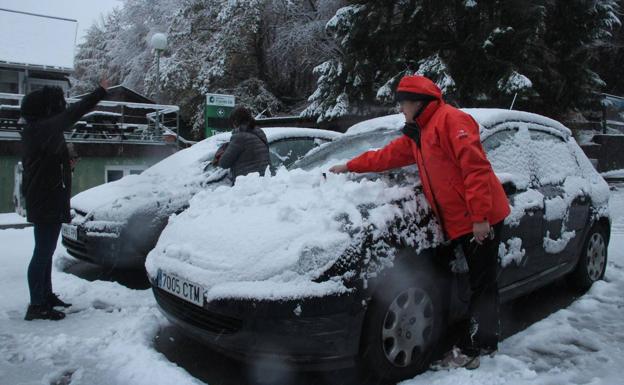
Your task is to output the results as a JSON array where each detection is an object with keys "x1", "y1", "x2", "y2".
[{"x1": 430, "y1": 346, "x2": 480, "y2": 371}]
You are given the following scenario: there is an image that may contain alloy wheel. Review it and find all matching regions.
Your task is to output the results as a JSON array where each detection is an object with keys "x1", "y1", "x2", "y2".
[
  {"x1": 586, "y1": 232, "x2": 606, "y2": 281},
  {"x1": 381, "y1": 287, "x2": 434, "y2": 367}
]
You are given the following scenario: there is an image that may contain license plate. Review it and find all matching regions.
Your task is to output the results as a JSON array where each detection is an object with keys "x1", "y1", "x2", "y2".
[
  {"x1": 157, "y1": 270, "x2": 205, "y2": 307},
  {"x1": 61, "y1": 224, "x2": 78, "y2": 241}
]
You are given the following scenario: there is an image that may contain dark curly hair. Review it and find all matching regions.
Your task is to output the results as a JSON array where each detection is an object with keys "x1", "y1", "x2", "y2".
[
  {"x1": 228, "y1": 106, "x2": 256, "y2": 130},
  {"x1": 20, "y1": 86, "x2": 67, "y2": 122}
]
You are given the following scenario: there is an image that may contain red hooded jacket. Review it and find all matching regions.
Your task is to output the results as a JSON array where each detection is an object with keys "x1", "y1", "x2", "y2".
[{"x1": 347, "y1": 76, "x2": 510, "y2": 240}]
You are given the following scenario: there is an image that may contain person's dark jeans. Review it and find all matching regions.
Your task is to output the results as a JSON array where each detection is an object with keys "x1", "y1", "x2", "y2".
[
  {"x1": 455, "y1": 221, "x2": 503, "y2": 357},
  {"x1": 28, "y1": 223, "x2": 62, "y2": 306}
]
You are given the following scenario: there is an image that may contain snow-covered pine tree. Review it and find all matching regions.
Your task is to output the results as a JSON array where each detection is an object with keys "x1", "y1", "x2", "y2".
[
  {"x1": 528, "y1": 0, "x2": 620, "y2": 118},
  {"x1": 152, "y1": 0, "x2": 280, "y2": 133},
  {"x1": 595, "y1": 0, "x2": 624, "y2": 95},
  {"x1": 303, "y1": 0, "x2": 547, "y2": 122},
  {"x1": 261, "y1": 0, "x2": 344, "y2": 107},
  {"x1": 71, "y1": 10, "x2": 123, "y2": 95}
]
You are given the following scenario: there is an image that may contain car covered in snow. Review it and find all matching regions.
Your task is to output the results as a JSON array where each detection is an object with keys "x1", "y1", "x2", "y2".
[
  {"x1": 146, "y1": 110, "x2": 610, "y2": 381},
  {"x1": 61, "y1": 127, "x2": 340, "y2": 269}
]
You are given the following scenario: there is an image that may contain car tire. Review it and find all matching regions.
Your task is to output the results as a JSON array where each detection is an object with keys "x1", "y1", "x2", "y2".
[
  {"x1": 568, "y1": 224, "x2": 608, "y2": 291},
  {"x1": 358, "y1": 269, "x2": 444, "y2": 382}
]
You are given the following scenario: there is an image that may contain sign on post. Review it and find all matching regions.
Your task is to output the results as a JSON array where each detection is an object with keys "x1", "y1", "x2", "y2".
[{"x1": 205, "y1": 93, "x2": 235, "y2": 137}]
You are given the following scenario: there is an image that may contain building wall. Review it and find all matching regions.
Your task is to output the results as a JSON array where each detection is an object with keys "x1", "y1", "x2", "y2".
[
  {"x1": 0, "y1": 155, "x2": 20, "y2": 213},
  {"x1": 0, "y1": 155, "x2": 166, "y2": 213},
  {"x1": 0, "y1": 140, "x2": 176, "y2": 214}
]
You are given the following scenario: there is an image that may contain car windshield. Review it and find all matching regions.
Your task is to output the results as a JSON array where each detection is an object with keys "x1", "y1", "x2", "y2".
[{"x1": 292, "y1": 129, "x2": 403, "y2": 170}]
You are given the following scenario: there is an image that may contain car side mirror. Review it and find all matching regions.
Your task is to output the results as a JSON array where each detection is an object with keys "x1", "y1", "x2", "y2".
[{"x1": 502, "y1": 181, "x2": 517, "y2": 196}]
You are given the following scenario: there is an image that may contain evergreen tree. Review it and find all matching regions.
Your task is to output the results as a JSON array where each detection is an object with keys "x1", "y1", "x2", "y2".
[
  {"x1": 593, "y1": 0, "x2": 624, "y2": 96},
  {"x1": 528, "y1": 0, "x2": 620, "y2": 118},
  {"x1": 71, "y1": 10, "x2": 123, "y2": 95},
  {"x1": 304, "y1": 0, "x2": 620, "y2": 121}
]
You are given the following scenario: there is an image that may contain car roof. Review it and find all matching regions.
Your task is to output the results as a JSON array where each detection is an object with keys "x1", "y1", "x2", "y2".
[
  {"x1": 345, "y1": 109, "x2": 571, "y2": 138},
  {"x1": 463, "y1": 108, "x2": 571, "y2": 137}
]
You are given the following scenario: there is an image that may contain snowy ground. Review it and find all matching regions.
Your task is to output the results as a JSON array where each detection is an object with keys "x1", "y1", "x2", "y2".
[
  {"x1": 1, "y1": 185, "x2": 623, "y2": 385},
  {"x1": 0, "y1": 212, "x2": 27, "y2": 227}
]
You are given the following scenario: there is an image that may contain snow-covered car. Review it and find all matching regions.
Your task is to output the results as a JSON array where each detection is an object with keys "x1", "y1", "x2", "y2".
[
  {"x1": 61, "y1": 127, "x2": 341, "y2": 269},
  {"x1": 146, "y1": 110, "x2": 610, "y2": 381}
]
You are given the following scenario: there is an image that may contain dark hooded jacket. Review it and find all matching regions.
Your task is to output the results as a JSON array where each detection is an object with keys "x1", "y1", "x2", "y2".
[
  {"x1": 218, "y1": 126, "x2": 270, "y2": 181},
  {"x1": 21, "y1": 86, "x2": 107, "y2": 223}
]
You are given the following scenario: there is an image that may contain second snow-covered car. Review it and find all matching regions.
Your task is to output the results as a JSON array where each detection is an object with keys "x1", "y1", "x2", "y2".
[
  {"x1": 147, "y1": 110, "x2": 610, "y2": 382},
  {"x1": 61, "y1": 127, "x2": 340, "y2": 269}
]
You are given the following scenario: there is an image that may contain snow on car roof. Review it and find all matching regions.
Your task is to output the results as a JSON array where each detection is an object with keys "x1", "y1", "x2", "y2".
[
  {"x1": 71, "y1": 127, "x2": 340, "y2": 221},
  {"x1": 463, "y1": 108, "x2": 571, "y2": 136},
  {"x1": 345, "y1": 109, "x2": 572, "y2": 137}
]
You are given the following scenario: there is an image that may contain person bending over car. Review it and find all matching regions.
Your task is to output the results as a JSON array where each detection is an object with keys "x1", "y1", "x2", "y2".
[
  {"x1": 215, "y1": 106, "x2": 270, "y2": 183},
  {"x1": 20, "y1": 80, "x2": 109, "y2": 321},
  {"x1": 330, "y1": 75, "x2": 510, "y2": 370}
]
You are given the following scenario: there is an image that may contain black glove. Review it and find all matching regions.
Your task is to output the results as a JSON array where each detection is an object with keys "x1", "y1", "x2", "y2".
[{"x1": 402, "y1": 122, "x2": 421, "y2": 148}]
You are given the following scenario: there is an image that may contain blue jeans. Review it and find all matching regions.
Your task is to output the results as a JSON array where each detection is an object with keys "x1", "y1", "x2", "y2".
[{"x1": 28, "y1": 223, "x2": 61, "y2": 305}]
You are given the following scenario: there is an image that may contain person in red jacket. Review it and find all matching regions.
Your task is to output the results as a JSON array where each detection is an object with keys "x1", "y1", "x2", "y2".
[{"x1": 330, "y1": 75, "x2": 510, "y2": 370}]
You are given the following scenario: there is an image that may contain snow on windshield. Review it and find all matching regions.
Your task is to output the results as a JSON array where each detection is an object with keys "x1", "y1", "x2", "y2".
[
  {"x1": 295, "y1": 129, "x2": 403, "y2": 170},
  {"x1": 71, "y1": 128, "x2": 339, "y2": 223},
  {"x1": 145, "y1": 166, "x2": 438, "y2": 301}
]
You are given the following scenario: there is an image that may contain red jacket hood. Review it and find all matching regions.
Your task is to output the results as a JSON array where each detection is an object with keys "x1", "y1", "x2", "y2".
[{"x1": 396, "y1": 75, "x2": 443, "y2": 100}]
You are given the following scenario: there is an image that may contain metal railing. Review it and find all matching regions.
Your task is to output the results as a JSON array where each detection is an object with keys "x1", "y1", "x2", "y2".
[{"x1": 0, "y1": 92, "x2": 181, "y2": 145}]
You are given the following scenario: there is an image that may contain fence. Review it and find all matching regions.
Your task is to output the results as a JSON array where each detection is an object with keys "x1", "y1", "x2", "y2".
[{"x1": 0, "y1": 92, "x2": 180, "y2": 145}]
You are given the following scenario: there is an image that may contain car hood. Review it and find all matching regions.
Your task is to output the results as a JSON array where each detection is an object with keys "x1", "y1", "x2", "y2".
[
  {"x1": 145, "y1": 167, "x2": 442, "y2": 302},
  {"x1": 71, "y1": 133, "x2": 230, "y2": 222}
]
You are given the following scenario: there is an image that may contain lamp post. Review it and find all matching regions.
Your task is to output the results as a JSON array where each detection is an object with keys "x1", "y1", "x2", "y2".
[{"x1": 151, "y1": 33, "x2": 167, "y2": 136}]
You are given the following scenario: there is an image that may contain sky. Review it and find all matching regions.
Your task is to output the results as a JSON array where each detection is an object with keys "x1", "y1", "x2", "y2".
[{"x1": 0, "y1": 0, "x2": 122, "y2": 43}]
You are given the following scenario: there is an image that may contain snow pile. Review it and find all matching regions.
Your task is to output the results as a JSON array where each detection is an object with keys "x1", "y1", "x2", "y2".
[
  {"x1": 146, "y1": 167, "x2": 435, "y2": 301},
  {"x1": 0, "y1": 229, "x2": 200, "y2": 385},
  {"x1": 543, "y1": 230, "x2": 576, "y2": 254},
  {"x1": 505, "y1": 189, "x2": 544, "y2": 227},
  {"x1": 499, "y1": 237, "x2": 526, "y2": 267}
]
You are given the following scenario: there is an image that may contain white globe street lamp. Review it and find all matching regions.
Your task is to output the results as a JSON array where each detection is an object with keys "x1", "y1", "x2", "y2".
[
  {"x1": 151, "y1": 33, "x2": 167, "y2": 135},
  {"x1": 151, "y1": 33, "x2": 167, "y2": 99}
]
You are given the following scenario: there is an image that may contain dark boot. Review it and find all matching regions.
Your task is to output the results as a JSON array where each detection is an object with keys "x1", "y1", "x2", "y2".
[
  {"x1": 48, "y1": 293, "x2": 72, "y2": 308},
  {"x1": 24, "y1": 304, "x2": 66, "y2": 321}
]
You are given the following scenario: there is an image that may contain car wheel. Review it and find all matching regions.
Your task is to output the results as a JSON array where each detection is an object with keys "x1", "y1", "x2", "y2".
[
  {"x1": 569, "y1": 225, "x2": 608, "y2": 291},
  {"x1": 359, "y1": 270, "x2": 444, "y2": 382}
]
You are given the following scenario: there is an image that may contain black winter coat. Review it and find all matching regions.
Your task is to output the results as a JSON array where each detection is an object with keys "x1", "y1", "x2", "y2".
[
  {"x1": 21, "y1": 87, "x2": 107, "y2": 223},
  {"x1": 218, "y1": 127, "x2": 270, "y2": 181}
]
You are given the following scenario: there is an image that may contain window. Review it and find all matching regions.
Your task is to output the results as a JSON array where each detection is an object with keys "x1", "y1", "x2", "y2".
[
  {"x1": 105, "y1": 165, "x2": 148, "y2": 183},
  {"x1": 529, "y1": 130, "x2": 578, "y2": 185},
  {"x1": 484, "y1": 127, "x2": 533, "y2": 189},
  {"x1": 0, "y1": 70, "x2": 18, "y2": 94},
  {"x1": 269, "y1": 138, "x2": 331, "y2": 169},
  {"x1": 28, "y1": 78, "x2": 69, "y2": 94},
  {"x1": 106, "y1": 170, "x2": 124, "y2": 183}
]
